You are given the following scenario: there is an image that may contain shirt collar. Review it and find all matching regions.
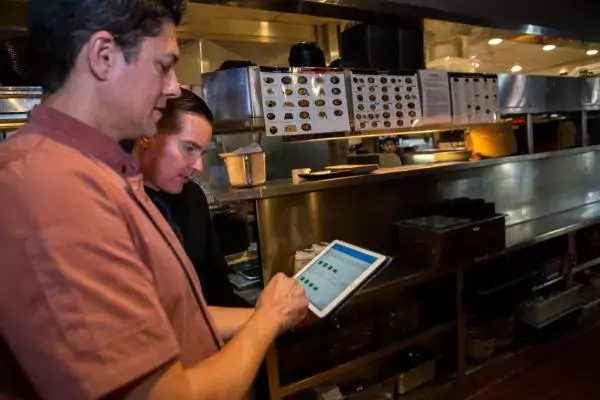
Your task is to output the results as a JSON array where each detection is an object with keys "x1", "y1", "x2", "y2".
[{"x1": 29, "y1": 104, "x2": 140, "y2": 177}]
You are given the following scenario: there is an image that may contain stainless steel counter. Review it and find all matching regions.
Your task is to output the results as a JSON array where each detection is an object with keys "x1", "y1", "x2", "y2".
[
  {"x1": 213, "y1": 146, "x2": 600, "y2": 202},
  {"x1": 236, "y1": 200, "x2": 600, "y2": 307},
  {"x1": 505, "y1": 201, "x2": 600, "y2": 250},
  {"x1": 353, "y1": 200, "x2": 600, "y2": 301}
]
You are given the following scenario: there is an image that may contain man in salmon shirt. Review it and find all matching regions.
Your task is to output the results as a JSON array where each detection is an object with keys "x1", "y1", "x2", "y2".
[{"x1": 0, "y1": 1, "x2": 308, "y2": 400}]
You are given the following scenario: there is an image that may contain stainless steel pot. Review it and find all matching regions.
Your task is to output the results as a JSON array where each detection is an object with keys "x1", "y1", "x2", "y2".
[{"x1": 220, "y1": 151, "x2": 267, "y2": 188}]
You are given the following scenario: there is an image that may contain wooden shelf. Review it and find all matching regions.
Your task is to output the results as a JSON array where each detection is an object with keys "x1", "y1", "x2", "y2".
[{"x1": 278, "y1": 321, "x2": 456, "y2": 398}]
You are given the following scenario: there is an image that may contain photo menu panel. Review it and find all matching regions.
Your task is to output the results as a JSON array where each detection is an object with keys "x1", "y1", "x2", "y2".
[
  {"x1": 349, "y1": 70, "x2": 423, "y2": 132},
  {"x1": 259, "y1": 67, "x2": 351, "y2": 137}
]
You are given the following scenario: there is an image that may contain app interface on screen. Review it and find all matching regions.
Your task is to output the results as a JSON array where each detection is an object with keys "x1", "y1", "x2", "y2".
[{"x1": 297, "y1": 243, "x2": 377, "y2": 311}]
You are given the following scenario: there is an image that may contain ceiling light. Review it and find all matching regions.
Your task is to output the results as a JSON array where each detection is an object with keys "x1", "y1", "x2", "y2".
[
  {"x1": 488, "y1": 38, "x2": 503, "y2": 46},
  {"x1": 587, "y1": 49, "x2": 599, "y2": 56},
  {"x1": 510, "y1": 65, "x2": 523, "y2": 73},
  {"x1": 559, "y1": 68, "x2": 569, "y2": 75},
  {"x1": 542, "y1": 44, "x2": 557, "y2": 51}
]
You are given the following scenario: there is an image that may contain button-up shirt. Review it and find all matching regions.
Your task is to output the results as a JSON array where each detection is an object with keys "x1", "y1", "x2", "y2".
[{"x1": 0, "y1": 105, "x2": 221, "y2": 400}]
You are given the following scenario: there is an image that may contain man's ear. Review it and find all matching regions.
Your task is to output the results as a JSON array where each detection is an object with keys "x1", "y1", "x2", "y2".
[{"x1": 84, "y1": 30, "x2": 120, "y2": 81}]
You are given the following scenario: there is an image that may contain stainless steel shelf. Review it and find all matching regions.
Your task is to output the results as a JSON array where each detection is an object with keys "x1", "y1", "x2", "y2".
[
  {"x1": 278, "y1": 321, "x2": 456, "y2": 398},
  {"x1": 505, "y1": 201, "x2": 600, "y2": 251}
]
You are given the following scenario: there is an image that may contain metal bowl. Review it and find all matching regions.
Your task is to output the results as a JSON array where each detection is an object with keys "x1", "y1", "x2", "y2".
[{"x1": 220, "y1": 151, "x2": 267, "y2": 188}]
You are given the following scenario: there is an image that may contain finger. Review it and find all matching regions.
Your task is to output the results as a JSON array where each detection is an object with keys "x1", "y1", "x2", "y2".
[
  {"x1": 291, "y1": 284, "x2": 305, "y2": 296},
  {"x1": 301, "y1": 296, "x2": 309, "y2": 308}
]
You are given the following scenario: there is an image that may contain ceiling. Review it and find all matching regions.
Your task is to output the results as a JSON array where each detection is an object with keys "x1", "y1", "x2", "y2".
[
  {"x1": 424, "y1": 20, "x2": 600, "y2": 75},
  {"x1": 474, "y1": 41, "x2": 600, "y2": 75},
  {"x1": 1, "y1": 1, "x2": 600, "y2": 76},
  {"x1": 179, "y1": 4, "x2": 600, "y2": 75}
]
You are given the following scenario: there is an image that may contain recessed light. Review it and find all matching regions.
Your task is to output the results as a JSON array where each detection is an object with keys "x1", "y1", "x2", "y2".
[
  {"x1": 488, "y1": 38, "x2": 503, "y2": 46},
  {"x1": 587, "y1": 49, "x2": 599, "y2": 56},
  {"x1": 542, "y1": 44, "x2": 557, "y2": 51},
  {"x1": 511, "y1": 65, "x2": 523, "y2": 73}
]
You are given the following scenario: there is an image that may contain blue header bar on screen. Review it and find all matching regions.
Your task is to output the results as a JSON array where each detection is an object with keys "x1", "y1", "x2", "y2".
[{"x1": 332, "y1": 243, "x2": 377, "y2": 264}]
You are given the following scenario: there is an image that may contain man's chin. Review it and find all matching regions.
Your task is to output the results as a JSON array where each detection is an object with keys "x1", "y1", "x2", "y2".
[{"x1": 162, "y1": 184, "x2": 184, "y2": 195}]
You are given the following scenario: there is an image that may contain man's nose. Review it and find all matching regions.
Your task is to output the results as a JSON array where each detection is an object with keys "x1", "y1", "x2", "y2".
[
  {"x1": 165, "y1": 70, "x2": 181, "y2": 99},
  {"x1": 191, "y1": 157, "x2": 203, "y2": 173}
]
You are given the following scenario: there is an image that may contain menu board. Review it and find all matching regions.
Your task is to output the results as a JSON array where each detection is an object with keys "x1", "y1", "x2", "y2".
[
  {"x1": 349, "y1": 71, "x2": 423, "y2": 132},
  {"x1": 259, "y1": 67, "x2": 350, "y2": 136},
  {"x1": 450, "y1": 74, "x2": 500, "y2": 124}
]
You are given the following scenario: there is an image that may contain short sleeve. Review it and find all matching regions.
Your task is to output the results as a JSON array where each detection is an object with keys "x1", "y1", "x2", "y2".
[{"x1": 0, "y1": 163, "x2": 180, "y2": 400}]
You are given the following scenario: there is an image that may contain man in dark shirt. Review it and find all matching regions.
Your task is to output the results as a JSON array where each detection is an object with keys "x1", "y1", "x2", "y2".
[{"x1": 129, "y1": 88, "x2": 248, "y2": 308}]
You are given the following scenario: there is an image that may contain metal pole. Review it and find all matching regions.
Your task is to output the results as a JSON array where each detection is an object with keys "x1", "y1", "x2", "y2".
[
  {"x1": 456, "y1": 270, "x2": 466, "y2": 380},
  {"x1": 526, "y1": 113, "x2": 534, "y2": 154},
  {"x1": 582, "y1": 110, "x2": 589, "y2": 147}
]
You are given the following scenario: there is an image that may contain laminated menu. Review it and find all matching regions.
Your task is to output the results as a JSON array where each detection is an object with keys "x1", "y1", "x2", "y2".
[
  {"x1": 418, "y1": 69, "x2": 452, "y2": 125},
  {"x1": 450, "y1": 73, "x2": 500, "y2": 124},
  {"x1": 349, "y1": 70, "x2": 423, "y2": 132},
  {"x1": 259, "y1": 67, "x2": 350, "y2": 136}
]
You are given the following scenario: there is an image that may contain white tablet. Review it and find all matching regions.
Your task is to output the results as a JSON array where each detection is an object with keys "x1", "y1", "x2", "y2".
[{"x1": 294, "y1": 240, "x2": 389, "y2": 318}]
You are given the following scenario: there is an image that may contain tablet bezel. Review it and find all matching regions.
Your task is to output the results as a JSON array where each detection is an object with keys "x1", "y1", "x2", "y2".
[{"x1": 293, "y1": 239, "x2": 388, "y2": 318}]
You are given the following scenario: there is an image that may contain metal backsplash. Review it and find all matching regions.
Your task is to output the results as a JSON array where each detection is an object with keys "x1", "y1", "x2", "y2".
[
  {"x1": 203, "y1": 68, "x2": 589, "y2": 132},
  {"x1": 0, "y1": 86, "x2": 41, "y2": 121},
  {"x1": 583, "y1": 77, "x2": 600, "y2": 111},
  {"x1": 255, "y1": 149, "x2": 600, "y2": 278},
  {"x1": 499, "y1": 74, "x2": 584, "y2": 114}
]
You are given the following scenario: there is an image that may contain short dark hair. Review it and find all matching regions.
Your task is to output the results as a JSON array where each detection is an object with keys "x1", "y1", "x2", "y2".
[
  {"x1": 28, "y1": 0, "x2": 187, "y2": 93},
  {"x1": 119, "y1": 88, "x2": 213, "y2": 153},
  {"x1": 157, "y1": 88, "x2": 214, "y2": 133}
]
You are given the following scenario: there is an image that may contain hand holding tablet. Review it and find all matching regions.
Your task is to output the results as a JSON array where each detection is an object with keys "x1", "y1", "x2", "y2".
[{"x1": 293, "y1": 240, "x2": 390, "y2": 318}]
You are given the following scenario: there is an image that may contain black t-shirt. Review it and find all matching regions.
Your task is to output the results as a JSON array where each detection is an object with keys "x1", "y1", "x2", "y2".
[{"x1": 145, "y1": 183, "x2": 248, "y2": 307}]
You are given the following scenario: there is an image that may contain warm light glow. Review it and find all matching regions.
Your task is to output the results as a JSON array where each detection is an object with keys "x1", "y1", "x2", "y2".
[
  {"x1": 488, "y1": 38, "x2": 503, "y2": 46},
  {"x1": 587, "y1": 49, "x2": 599, "y2": 56},
  {"x1": 510, "y1": 65, "x2": 523, "y2": 73},
  {"x1": 542, "y1": 44, "x2": 557, "y2": 51}
]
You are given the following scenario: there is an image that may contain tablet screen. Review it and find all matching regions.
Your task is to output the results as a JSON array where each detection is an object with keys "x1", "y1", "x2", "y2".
[{"x1": 296, "y1": 243, "x2": 378, "y2": 311}]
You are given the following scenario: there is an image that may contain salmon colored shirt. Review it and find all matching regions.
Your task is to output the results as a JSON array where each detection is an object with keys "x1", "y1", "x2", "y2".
[{"x1": 0, "y1": 105, "x2": 222, "y2": 400}]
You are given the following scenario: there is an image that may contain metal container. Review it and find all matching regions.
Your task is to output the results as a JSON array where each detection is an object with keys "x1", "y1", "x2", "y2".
[
  {"x1": 395, "y1": 358, "x2": 437, "y2": 395},
  {"x1": 220, "y1": 151, "x2": 267, "y2": 188},
  {"x1": 519, "y1": 284, "x2": 582, "y2": 327},
  {"x1": 202, "y1": 67, "x2": 264, "y2": 134}
]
